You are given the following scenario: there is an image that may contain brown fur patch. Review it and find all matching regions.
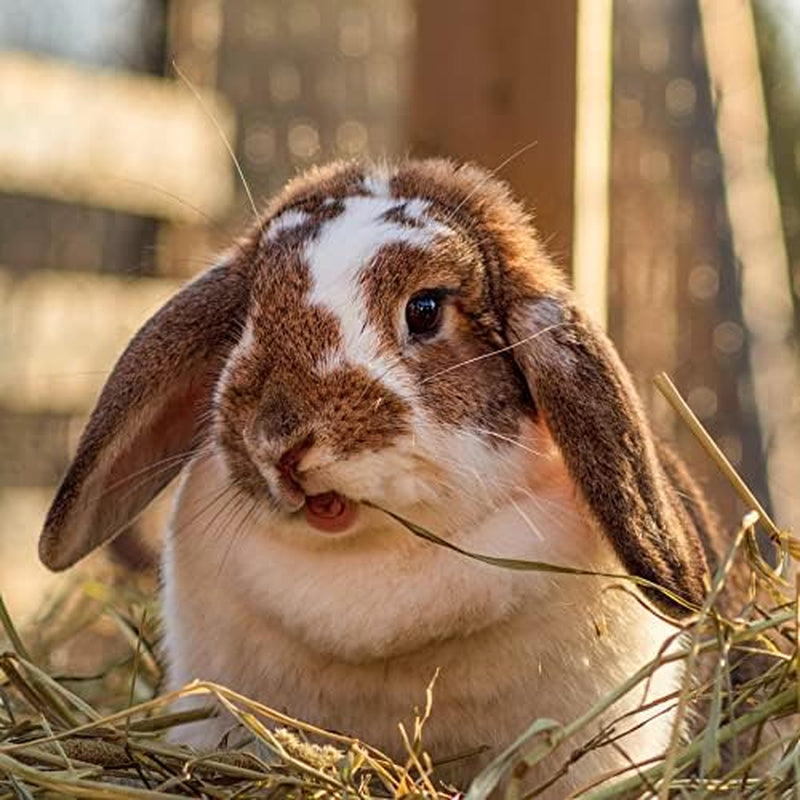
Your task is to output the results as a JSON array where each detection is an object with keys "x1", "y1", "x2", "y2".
[
  {"x1": 378, "y1": 203, "x2": 430, "y2": 229},
  {"x1": 507, "y1": 299, "x2": 709, "y2": 612},
  {"x1": 260, "y1": 161, "x2": 367, "y2": 218},
  {"x1": 358, "y1": 239, "x2": 526, "y2": 437}
]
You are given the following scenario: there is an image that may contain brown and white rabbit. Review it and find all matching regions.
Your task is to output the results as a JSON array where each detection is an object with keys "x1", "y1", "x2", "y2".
[{"x1": 39, "y1": 159, "x2": 715, "y2": 796}]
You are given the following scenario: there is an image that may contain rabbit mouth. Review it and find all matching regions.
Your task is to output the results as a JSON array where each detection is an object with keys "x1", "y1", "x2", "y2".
[
  {"x1": 304, "y1": 491, "x2": 358, "y2": 533},
  {"x1": 268, "y1": 461, "x2": 359, "y2": 532}
]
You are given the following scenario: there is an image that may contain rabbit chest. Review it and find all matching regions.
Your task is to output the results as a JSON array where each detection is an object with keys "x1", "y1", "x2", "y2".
[{"x1": 162, "y1": 452, "x2": 681, "y2": 794}]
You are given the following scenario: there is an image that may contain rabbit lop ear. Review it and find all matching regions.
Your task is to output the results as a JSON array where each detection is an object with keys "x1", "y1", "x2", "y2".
[
  {"x1": 506, "y1": 295, "x2": 708, "y2": 615},
  {"x1": 39, "y1": 261, "x2": 250, "y2": 571}
]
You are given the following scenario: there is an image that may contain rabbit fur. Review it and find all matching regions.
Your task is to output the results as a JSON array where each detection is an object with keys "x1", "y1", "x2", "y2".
[{"x1": 40, "y1": 159, "x2": 717, "y2": 796}]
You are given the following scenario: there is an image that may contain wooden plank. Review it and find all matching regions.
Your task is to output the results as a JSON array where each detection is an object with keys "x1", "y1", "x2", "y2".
[
  {"x1": 0, "y1": 268, "x2": 180, "y2": 413},
  {"x1": 700, "y1": 0, "x2": 800, "y2": 534},
  {"x1": 0, "y1": 53, "x2": 236, "y2": 222},
  {"x1": 608, "y1": 0, "x2": 771, "y2": 526},
  {"x1": 408, "y1": 0, "x2": 577, "y2": 269},
  {"x1": 572, "y1": 0, "x2": 613, "y2": 326}
]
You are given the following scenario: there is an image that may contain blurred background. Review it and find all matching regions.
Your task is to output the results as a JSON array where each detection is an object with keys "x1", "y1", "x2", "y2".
[{"x1": 1, "y1": 0, "x2": 798, "y2": 622}]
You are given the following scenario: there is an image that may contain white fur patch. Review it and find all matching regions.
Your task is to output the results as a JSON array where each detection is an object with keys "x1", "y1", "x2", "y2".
[
  {"x1": 363, "y1": 355, "x2": 417, "y2": 402},
  {"x1": 305, "y1": 193, "x2": 447, "y2": 369},
  {"x1": 263, "y1": 208, "x2": 311, "y2": 242},
  {"x1": 362, "y1": 169, "x2": 391, "y2": 197},
  {"x1": 402, "y1": 197, "x2": 433, "y2": 222}
]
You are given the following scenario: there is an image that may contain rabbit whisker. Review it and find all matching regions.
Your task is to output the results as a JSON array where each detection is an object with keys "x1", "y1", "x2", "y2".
[
  {"x1": 464, "y1": 425, "x2": 546, "y2": 457},
  {"x1": 99, "y1": 444, "x2": 214, "y2": 498},
  {"x1": 173, "y1": 62, "x2": 261, "y2": 234},
  {"x1": 439, "y1": 139, "x2": 539, "y2": 228},
  {"x1": 87, "y1": 448, "x2": 217, "y2": 553},
  {"x1": 513, "y1": 486, "x2": 580, "y2": 533},
  {"x1": 188, "y1": 486, "x2": 250, "y2": 569},
  {"x1": 111, "y1": 176, "x2": 216, "y2": 226},
  {"x1": 217, "y1": 495, "x2": 262, "y2": 578},
  {"x1": 105, "y1": 447, "x2": 215, "y2": 509},
  {"x1": 171, "y1": 478, "x2": 239, "y2": 540},
  {"x1": 509, "y1": 496, "x2": 549, "y2": 543},
  {"x1": 416, "y1": 445, "x2": 510, "y2": 501},
  {"x1": 411, "y1": 417, "x2": 537, "y2": 472},
  {"x1": 411, "y1": 467, "x2": 463, "y2": 501},
  {"x1": 202, "y1": 487, "x2": 248, "y2": 543},
  {"x1": 411, "y1": 425, "x2": 570, "y2": 528},
  {"x1": 419, "y1": 322, "x2": 570, "y2": 385}
]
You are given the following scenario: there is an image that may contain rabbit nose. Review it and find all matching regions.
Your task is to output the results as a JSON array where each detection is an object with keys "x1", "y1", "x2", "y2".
[{"x1": 276, "y1": 435, "x2": 314, "y2": 491}]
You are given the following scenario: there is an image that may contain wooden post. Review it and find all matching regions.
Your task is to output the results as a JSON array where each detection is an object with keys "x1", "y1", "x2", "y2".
[
  {"x1": 609, "y1": 0, "x2": 771, "y2": 528},
  {"x1": 408, "y1": 0, "x2": 578, "y2": 270}
]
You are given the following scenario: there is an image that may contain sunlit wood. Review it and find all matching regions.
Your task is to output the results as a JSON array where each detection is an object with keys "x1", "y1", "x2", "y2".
[
  {"x1": 0, "y1": 53, "x2": 235, "y2": 221},
  {"x1": 572, "y1": 0, "x2": 613, "y2": 327},
  {"x1": 0, "y1": 268, "x2": 180, "y2": 413},
  {"x1": 700, "y1": 0, "x2": 800, "y2": 533},
  {"x1": 409, "y1": 0, "x2": 577, "y2": 268}
]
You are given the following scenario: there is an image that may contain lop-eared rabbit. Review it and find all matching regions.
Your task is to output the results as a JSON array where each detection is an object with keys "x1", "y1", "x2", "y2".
[{"x1": 40, "y1": 160, "x2": 719, "y2": 796}]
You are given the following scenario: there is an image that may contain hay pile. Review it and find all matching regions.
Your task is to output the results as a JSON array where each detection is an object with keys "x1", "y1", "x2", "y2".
[
  {"x1": 1, "y1": 379, "x2": 797, "y2": 798},
  {"x1": 0, "y1": 581, "x2": 450, "y2": 798}
]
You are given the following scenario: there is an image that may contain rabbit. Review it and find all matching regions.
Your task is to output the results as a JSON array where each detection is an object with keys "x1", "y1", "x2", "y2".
[{"x1": 39, "y1": 158, "x2": 718, "y2": 796}]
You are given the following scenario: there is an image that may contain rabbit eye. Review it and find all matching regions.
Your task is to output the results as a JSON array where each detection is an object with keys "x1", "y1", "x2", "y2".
[{"x1": 405, "y1": 291, "x2": 444, "y2": 337}]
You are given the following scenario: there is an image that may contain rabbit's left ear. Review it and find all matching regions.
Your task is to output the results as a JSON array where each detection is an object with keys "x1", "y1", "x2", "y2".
[
  {"x1": 506, "y1": 294, "x2": 708, "y2": 615},
  {"x1": 39, "y1": 260, "x2": 251, "y2": 571}
]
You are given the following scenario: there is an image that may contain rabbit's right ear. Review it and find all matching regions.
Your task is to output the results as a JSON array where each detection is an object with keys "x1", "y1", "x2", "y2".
[
  {"x1": 39, "y1": 260, "x2": 251, "y2": 571},
  {"x1": 505, "y1": 295, "x2": 709, "y2": 616}
]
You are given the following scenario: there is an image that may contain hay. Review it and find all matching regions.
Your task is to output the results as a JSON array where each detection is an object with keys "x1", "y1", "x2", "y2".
[
  {"x1": 1, "y1": 379, "x2": 798, "y2": 798},
  {"x1": 0, "y1": 582, "x2": 451, "y2": 798}
]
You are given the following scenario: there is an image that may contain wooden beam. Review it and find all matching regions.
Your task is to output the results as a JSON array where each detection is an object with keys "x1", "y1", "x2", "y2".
[
  {"x1": 608, "y1": 0, "x2": 772, "y2": 526},
  {"x1": 0, "y1": 268, "x2": 180, "y2": 413},
  {"x1": 408, "y1": 0, "x2": 577, "y2": 269},
  {"x1": 572, "y1": 0, "x2": 613, "y2": 326},
  {"x1": 0, "y1": 53, "x2": 236, "y2": 222},
  {"x1": 700, "y1": 0, "x2": 800, "y2": 534}
]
